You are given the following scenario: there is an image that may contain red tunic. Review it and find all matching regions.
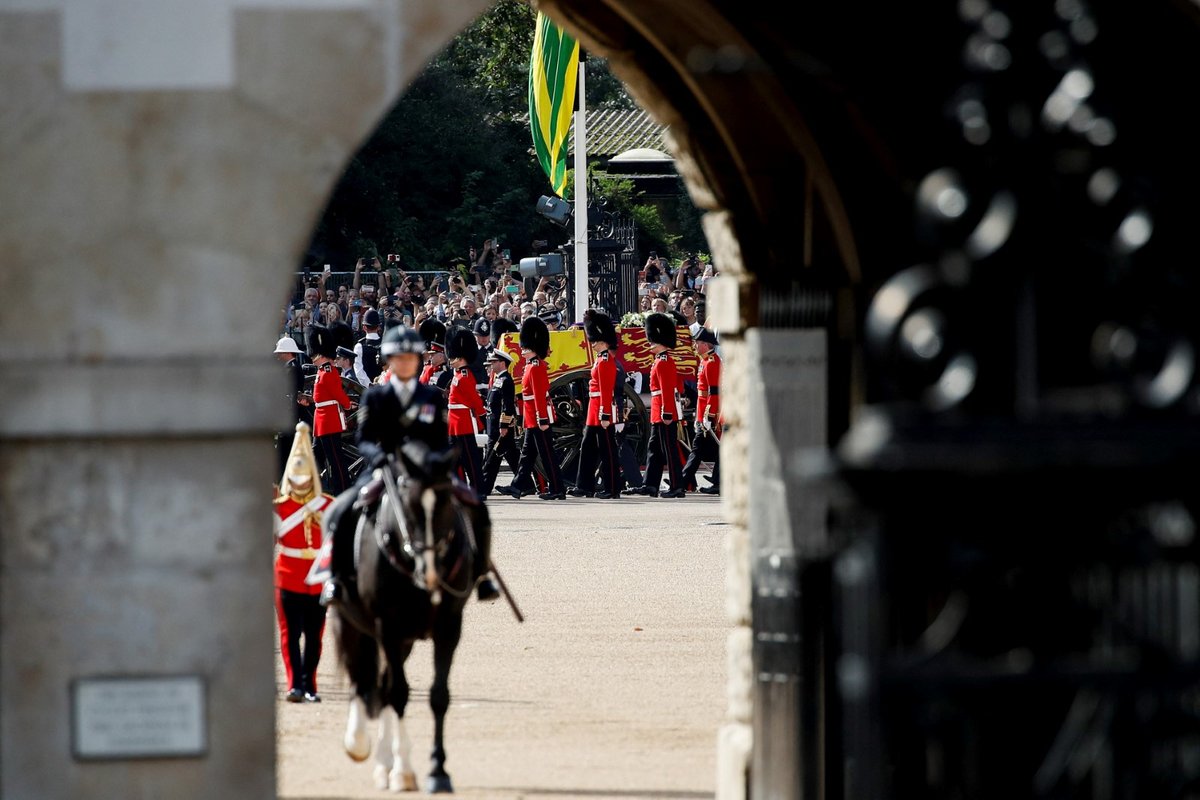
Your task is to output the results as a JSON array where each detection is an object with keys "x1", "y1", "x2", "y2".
[
  {"x1": 521, "y1": 357, "x2": 554, "y2": 429},
  {"x1": 447, "y1": 366, "x2": 485, "y2": 435},
  {"x1": 312, "y1": 364, "x2": 351, "y2": 437},
  {"x1": 419, "y1": 362, "x2": 436, "y2": 384},
  {"x1": 649, "y1": 352, "x2": 681, "y2": 424},
  {"x1": 273, "y1": 493, "x2": 333, "y2": 594},
  {"x1": 586, "y1": 349, "x2": 617, "y2": 426},
  {"x1": 696, "y1": 352, "x2": 722, "y2": 425}
]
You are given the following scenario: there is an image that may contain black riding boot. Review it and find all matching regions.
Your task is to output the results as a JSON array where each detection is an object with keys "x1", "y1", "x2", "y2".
[{"x1": 470, "y1": 505, "x2": 499, "y2": 602}]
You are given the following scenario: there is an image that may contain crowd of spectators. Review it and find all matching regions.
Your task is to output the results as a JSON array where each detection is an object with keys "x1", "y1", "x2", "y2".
[{"x1": 278, "y1": 240, "x2": 719, "y2": 353}]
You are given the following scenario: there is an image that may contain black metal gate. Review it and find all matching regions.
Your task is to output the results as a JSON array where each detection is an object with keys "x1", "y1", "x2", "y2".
[{"x1": 560, "y1": 214, "x2": 639, "y2": 319}]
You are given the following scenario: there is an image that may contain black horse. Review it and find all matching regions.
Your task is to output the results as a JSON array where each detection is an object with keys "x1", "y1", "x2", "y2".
[{"x1": 332, "y1": 444, "x2": 486, "y2": 793}]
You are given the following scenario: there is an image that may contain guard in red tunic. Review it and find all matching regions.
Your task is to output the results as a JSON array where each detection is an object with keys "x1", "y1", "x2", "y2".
[
  {"x1": 308, "y1": 322, "x2": 355, "y2": 496},
  {"x1": 446, "y1": 327, "x2": 487, "y2": 495},
  {"x1": 627, "y1": 312, "x2": 685, "y2": 497},
  {"x1": 418, "y1": 318, "x2": 451, "y2": 392},
  {"x1": 570, "y1": 308, "x2": 622, "y2": 499},
  {"x1": 681, "y1": 327, "x2": 722, "y2": 494},
  {"x1": 496, "y1": 316, "x2": 565, "y2": 500},
  {"x1": 273, "y1": 422, "x2": 334, "y2": 703}
]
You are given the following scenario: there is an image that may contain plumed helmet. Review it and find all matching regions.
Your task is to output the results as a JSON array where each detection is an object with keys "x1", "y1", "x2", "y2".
[
  {"x1": 644, "y1": 312, "x2": 677, "y2": 349},
  {"x1": 278, "y1": 421, "x2": 322, "y2": 499},
  {"x1": 583, "y1": 308, "x2": 618, "y2": 348},
  {"x1": 490, "y1": 317, "x2": 518, "y2": 349},
  {"x1": 419, "y1": 318, "x2": 447, "y2": 352},
  {"x1": 445, "y1": 326, "x2": 478, "y2": 363},
  {"x1": 519, "y1": 315, "x2": 550, "y2": 359},
  {"x1": 380, "y1": 324, "x2": 426, "y2": 356}
]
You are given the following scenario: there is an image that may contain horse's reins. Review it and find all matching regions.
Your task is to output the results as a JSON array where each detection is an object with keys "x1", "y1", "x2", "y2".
[{"x1": 376, "y1": 459, "x2": 471, "y2": 604}]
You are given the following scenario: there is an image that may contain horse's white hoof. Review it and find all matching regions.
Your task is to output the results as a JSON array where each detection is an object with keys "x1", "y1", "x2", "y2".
[
  {"x1": 390, "y1": 769, "x2": 418, "y2": 792},
  {"x1": 344, "y1": 730, "x2": 371, "y2": 762},
  {"x1": 373, "y1": 764, "x2": 389, "y2": 790}
]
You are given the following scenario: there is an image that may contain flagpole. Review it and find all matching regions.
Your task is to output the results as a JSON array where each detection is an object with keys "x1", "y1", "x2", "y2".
[{"x1": 572, "y1": 53, "x2": 588, "y2": 324}]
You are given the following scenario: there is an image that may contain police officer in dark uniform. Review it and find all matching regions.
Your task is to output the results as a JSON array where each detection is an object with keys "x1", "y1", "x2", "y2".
[
  {"x1": 315, "y1": 324, "x2": 499, "y2": 609},
  {"x1": 470, "y1": 317, "x2": 492, "y2": 401}
]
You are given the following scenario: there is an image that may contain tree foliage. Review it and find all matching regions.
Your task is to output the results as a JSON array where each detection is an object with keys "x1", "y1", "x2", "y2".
[{"x1": 304, "y1": 0, "x2": 702, "y2": 273}]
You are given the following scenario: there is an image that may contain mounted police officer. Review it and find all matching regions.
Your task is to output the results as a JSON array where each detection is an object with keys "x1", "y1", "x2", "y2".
[{"x1": 312, "y1": 324, "x2": 498, "y2": 612}]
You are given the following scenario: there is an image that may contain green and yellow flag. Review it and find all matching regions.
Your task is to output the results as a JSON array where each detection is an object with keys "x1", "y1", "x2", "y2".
[{"x1": 528, "y1": 12, "x2": 579, "y2": 198}]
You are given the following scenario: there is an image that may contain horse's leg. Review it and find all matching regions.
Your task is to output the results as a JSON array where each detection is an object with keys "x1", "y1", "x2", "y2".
[
  {"x1": 426, "y1": 612, "x2": 463, "y2": 794},
  {"x1": 379, "y1": 636, "x2": 418, "y2": 792},
  {"x1": 372, "y1": 705, "x2": 394, "y2": 790},
  {"x1": 345, "y1": 692, "x2": 372, "y2": 762},
  {"x1": 340, "y1": 628, "x2": 378, "y2": 762}
]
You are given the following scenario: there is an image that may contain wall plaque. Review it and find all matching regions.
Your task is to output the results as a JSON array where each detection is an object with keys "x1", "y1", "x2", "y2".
[{"x1": 72, "y1": 676, "x2": 207, "y2": 760}]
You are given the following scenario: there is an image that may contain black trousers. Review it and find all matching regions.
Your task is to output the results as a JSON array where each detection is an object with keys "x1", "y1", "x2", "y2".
[
  {"x1": 275, "y1": 587, "x2": 327, "y2": 694},
  {"x1": 682, "y1": 426, "x2": 721, "y2": 488},
  {"x1": 314, "y1": 432, "x2": 351, "y2": 496},
  {"x1": 481, "y1": 431, "x2": 520, "y2": 495},
  {"x1": 644, "y1": 420, "x2": 683, "y2": 493},
  {"x1": 512, "y1": 425, "x2": 563, "y2": 494},
  {"x1": 576, "y1": 424, "x2": 621, "y2": 494},
  {"x1": 452, "y1": 434, "x2": 484, "y2": 496}
]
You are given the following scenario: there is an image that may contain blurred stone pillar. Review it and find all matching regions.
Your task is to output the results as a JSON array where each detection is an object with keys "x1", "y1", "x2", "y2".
[{"x1": 0, "y1": 2, "x2": 486, "y2": 797}]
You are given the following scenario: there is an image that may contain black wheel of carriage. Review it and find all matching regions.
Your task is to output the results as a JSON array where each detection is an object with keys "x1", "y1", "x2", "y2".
[{"x1": 524, "y1": 370, "x2": 649, "y2": 488}]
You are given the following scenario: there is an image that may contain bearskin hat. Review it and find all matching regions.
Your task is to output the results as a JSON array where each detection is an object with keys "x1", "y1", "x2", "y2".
[
  {"x1": 519, "y1": 315, "x2": 550, "y2": 359},
  {"x1": 307, "y1": 321, "x2": 354, "y2": 359},
  {"x1": 644, "y1": 312, "x2": 677, "y2": 349},
  {"x1": 419, "y1": 318, "x2": 447, "y2": 352},
  {"x1": 445, "y1": 326, "x2": 478, "y2": 363},
  {"x1": 491, "y1": 317, "x2": 519, "y2": 349},
  {"x1": 583, "y1": 308, "x2": 618, "y2": 348}
]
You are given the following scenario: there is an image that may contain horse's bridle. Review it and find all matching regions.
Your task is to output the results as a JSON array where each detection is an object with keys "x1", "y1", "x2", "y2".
[{"x1": 375, "y1": 456, "x2": 466, "y2": 604}]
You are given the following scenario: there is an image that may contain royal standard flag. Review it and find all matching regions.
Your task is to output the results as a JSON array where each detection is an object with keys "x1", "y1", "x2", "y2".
[{"x1": 529, "y1": 12, "x2": 579, "y2": 198}]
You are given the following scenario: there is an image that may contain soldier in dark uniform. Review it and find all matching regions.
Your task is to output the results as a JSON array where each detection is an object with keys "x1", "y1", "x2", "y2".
[
  {"x1": 274, "y1": 335, "x2": 311, "y2": 479},
  {"x1": 479, "y1": 347, "x2": 519, "y2": 496},
  {"x1": 569, "y1": 309, "x2": 622, "y2": 499},
  {"x1": 313, "y1": 324, "x2": 498, "y2": 608}
]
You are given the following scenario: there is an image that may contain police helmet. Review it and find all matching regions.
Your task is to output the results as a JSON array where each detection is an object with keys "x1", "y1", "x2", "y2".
[{"x1": 380, "y1": 325, "x2": 426, "y2": 356}]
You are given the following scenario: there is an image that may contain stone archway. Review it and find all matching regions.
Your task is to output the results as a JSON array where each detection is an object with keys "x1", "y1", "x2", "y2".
[{"x1": 1, "y1": 0, "x2": 807, "y2": 794}]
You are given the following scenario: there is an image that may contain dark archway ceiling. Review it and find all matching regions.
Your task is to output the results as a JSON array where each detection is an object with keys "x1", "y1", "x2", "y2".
[{"x1": 542, "y1": 0, "x2": 1200, "y2": 420}]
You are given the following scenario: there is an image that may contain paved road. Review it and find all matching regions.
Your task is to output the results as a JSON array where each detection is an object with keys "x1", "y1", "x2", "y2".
[{"x1": 277, "y1": 491, "x2": 729, "y2": 799}]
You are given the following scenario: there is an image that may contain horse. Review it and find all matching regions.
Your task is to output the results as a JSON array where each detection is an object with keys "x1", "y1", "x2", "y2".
[{"x1": 331, "y1": 443, "x2": 486, "y2": 793}]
